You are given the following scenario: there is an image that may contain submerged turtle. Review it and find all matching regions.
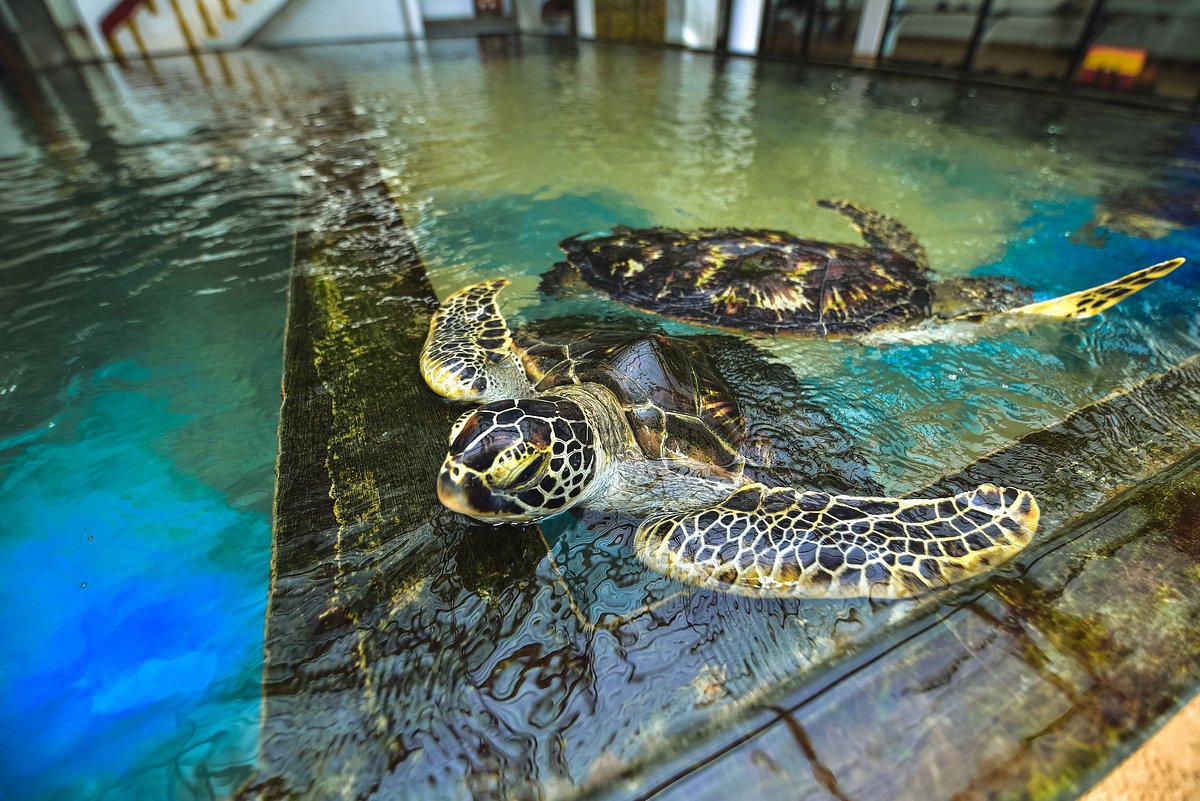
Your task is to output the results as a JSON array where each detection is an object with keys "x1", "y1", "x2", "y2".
[
  {"x1": 542, "y1": 199, "x2": 1185, "y2": 338},
  {"x1": 1074, "y1": 184, "x2": 1200, "y2": 246},
  {"x1": 420, "y1": 279, "x2": 1041, "y2": 600}
]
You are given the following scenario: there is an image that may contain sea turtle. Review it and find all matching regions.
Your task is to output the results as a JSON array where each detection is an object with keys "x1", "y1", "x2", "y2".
[
  {"x1": 542, "y1": 199, "x2": 1185, "y2": 338},
  {"x1": 420, "y1": 279, "x2": 1041, "y2": 600},
  {"x1": 1074, "y1": 184, "x2": 1200, "y2": 246}
]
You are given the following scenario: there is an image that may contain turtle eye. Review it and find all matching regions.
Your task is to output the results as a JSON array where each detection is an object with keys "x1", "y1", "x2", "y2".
[{"x1": 490, "y1": 449, "x2": 548, "y2": 491}]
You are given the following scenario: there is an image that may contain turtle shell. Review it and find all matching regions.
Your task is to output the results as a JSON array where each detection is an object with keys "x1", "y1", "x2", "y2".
[
  {"x1": 557, "y1": 227, "x2": 932, "y2": 336},
  {"x1": 515, "y1": 319, "x2": 745, "y2": 480}
]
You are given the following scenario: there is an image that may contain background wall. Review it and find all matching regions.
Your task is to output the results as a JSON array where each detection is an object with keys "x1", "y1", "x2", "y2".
[
  {"x1": 256, "y1": 0, "x2": 412, "y2": 46},
  {"x1": 420, "y1": 0, "x2": 474, "y2": 22},
  {"x1": 69, "y1": 0, "x2": 431, "y2": 59}
]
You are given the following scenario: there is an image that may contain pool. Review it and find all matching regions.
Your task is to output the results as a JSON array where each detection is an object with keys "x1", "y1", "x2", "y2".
[{"x1": 1, "y1": 36, "x2": 1198, "y2": 801}]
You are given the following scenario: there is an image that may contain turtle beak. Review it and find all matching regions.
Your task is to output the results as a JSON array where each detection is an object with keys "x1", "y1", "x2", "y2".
[
  {"x1": 437, "y1": 458, "x2": 475, "y2": 516},
  {"x1": 437, "y1": 456, "x2": 533, "y2": 521}
]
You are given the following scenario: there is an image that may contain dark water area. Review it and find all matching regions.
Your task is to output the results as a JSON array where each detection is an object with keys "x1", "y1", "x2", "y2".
[{"x1": 1, "y1": 36, "x2": 1198, "y2": 801}]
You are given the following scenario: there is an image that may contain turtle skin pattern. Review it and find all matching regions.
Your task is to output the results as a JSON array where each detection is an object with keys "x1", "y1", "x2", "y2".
[
  {"x1": 551, "y1": 200, "x2": 1185, "y2": 337},
  {"x1": 420, "y1": 278, "x2": 516, "y2": 399},
  {"x1": 423, "y1": 280, "x2": 1043, "y2": 599},
  {"x1": 518, "y1": 324, "x2": 746, "y2": 480}
]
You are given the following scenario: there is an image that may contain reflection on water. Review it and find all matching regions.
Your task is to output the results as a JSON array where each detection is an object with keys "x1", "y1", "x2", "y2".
[
  {"x1": 660, "y1": 453, "x2": 1200, "y2": 801},
  {"x1": 0, "y1": 56, "x2": 301, "y2": 799},
  {"x1": 1, "y1": 36, "x2": 1198, "y2": 801}
]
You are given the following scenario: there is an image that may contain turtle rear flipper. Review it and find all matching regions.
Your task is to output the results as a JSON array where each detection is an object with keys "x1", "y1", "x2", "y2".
[
  {"x1": 634, "y1": 482, "x2": 1038, "y2": 600},
  {"x1": 817, "y1": 198, "x2": 930, "y2": 271},
  {"x1": 1009, "y1": 257, "x2": 1185, "y2": 319},
  {"x1": 420, "y1": 279, "x2": 529, "y2": 402}
]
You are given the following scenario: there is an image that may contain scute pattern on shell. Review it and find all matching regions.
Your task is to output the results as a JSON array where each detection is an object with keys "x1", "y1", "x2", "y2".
[
  {"x1": 558, "y1": 228, "x2": 932, "y2": 336},
  {"x1": 516, "y1": 321, "x2": 745, "y2": 480}
]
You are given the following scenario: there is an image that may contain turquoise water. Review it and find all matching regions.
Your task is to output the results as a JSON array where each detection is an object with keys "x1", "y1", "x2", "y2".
[
  {"x1": 0, "y1": 61, "x2": 297, "y2": 798},
  {"x1": 358, "y1": 42, "x2": 1200, "y2": 495},
  {"x1": 1, "y1": 39, "x2": 1198, "y2": 800},
  {"x1": 1, "y1": 363, "x2": 266, "y2": 797}
]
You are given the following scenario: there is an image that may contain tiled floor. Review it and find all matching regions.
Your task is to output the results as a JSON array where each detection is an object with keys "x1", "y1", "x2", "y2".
[{"x1": 1082, "y1": 694, "x2": 1200, "y2": 801}]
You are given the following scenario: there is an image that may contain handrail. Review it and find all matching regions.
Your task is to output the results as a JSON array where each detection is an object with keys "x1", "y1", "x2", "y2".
[
  {"x1": 101, "y1": 0, "x2": 250, "y2": 61},
  {"x1": 100, "y1": 0, "x2": 149, "y2": 39}
]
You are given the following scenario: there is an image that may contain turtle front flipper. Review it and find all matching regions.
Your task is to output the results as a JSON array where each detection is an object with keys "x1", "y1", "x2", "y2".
[
  {"x1": 634, "y1": 482, "x2": 1038, "y2": 599},
  {"x1": 421, "y1": 279, "x2": 531, "y2": 402},
  {"x1": 817, "y1": 198, "x2": 929, "y2": 271},
  {"x1": 1008, "y1": 257, "x2": 1185, "y2": 319}
]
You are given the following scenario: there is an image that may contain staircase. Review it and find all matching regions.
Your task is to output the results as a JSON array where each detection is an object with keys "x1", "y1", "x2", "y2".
[{"x1": 98, "y1": 0, "x2": 293, "y2": 60}]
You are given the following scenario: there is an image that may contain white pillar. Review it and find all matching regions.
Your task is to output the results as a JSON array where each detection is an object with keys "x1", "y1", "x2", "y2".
[
  {"x1": 727, "y1": 0, "x2": 764, "y2": 56},
  {"x1": 682, "y1": 0, "x2": 719, "y2": 50},
  {"x1": 402, "y1": 0, "x2": 425, "y2": 37},
  {"x1": 667, "y1": 0, "x2": 719, "y2": 49},
  {"x1": 575, "y1": 0, "x2": 596, "y2": 39},
  {"x1": 853, "y1": 0, "x2": 892, "y2": 64}
]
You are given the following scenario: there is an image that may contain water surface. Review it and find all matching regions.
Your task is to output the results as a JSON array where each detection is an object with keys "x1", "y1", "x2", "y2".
[{"x1": 1, "y1": 37, "x2": 1198, "y2": 800}]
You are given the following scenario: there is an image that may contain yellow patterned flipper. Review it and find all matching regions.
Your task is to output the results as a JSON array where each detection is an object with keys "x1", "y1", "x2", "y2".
[
  {"x1": 421, "y1": 279, "x2": 527, "y2": 402},
  {"x1": 1010, "y1": 257, "x2": 1184, "y2": 319},
  {"x1": 634, "y1": 482, "x2": 1039, "y2": 600}
]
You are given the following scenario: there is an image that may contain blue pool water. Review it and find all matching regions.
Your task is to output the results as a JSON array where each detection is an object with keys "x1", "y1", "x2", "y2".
[
  {"x1": 1, "y1": 363, "x2": 267, "y2": 798},
  {"x1": 1, "y1": 39, "x2": 1199, "y2": 800},
  {"x1": 0, "y1": 55, "x2": 295, "y2": 797}
]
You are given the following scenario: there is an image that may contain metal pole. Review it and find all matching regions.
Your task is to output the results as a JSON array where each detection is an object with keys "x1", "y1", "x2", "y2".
[
  {"x1": 960, "y1": 0, "x2": 993, "y2": 72},
  {"x1": 168, "y1": 0, "x2": 199, "y2": 53},
  {"x1": 801, "y1": 0, "x2": 815, "y2": 58},
  {"x1": 1063, "y1": 0, "x2": 1107, "y2": 85},
  {"x1": 718, "y1": 0, "x2": 735, "y2": 50}
]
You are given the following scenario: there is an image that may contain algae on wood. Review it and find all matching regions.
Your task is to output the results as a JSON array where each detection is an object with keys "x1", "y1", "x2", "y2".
[{"x1": 240, "y1": 110, "x2": 546, "y2": 799}]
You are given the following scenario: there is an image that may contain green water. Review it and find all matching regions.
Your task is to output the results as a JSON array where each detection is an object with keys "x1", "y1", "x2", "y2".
[
  {"x1": 1, "y1": 37, "x2": 1198, "y2": 800},
  {"x1": 348, "y1": 41, "x2": 1200, "y2": 488}
]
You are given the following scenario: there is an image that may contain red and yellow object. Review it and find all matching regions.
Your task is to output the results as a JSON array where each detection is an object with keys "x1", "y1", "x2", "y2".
[{"x1": 1078, "y1": 45, "x2": 1147, "y2": 91}]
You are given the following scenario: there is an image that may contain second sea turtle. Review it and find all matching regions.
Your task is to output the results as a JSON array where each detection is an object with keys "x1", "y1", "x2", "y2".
[{"x1": 543, "y1": 199, "x2": 1184, "y2": 338}]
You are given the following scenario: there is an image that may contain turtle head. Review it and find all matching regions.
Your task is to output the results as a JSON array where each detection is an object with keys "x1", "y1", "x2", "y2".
[{"x1": 437, "y1": 396, "x2": 599, "y2": 522}]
